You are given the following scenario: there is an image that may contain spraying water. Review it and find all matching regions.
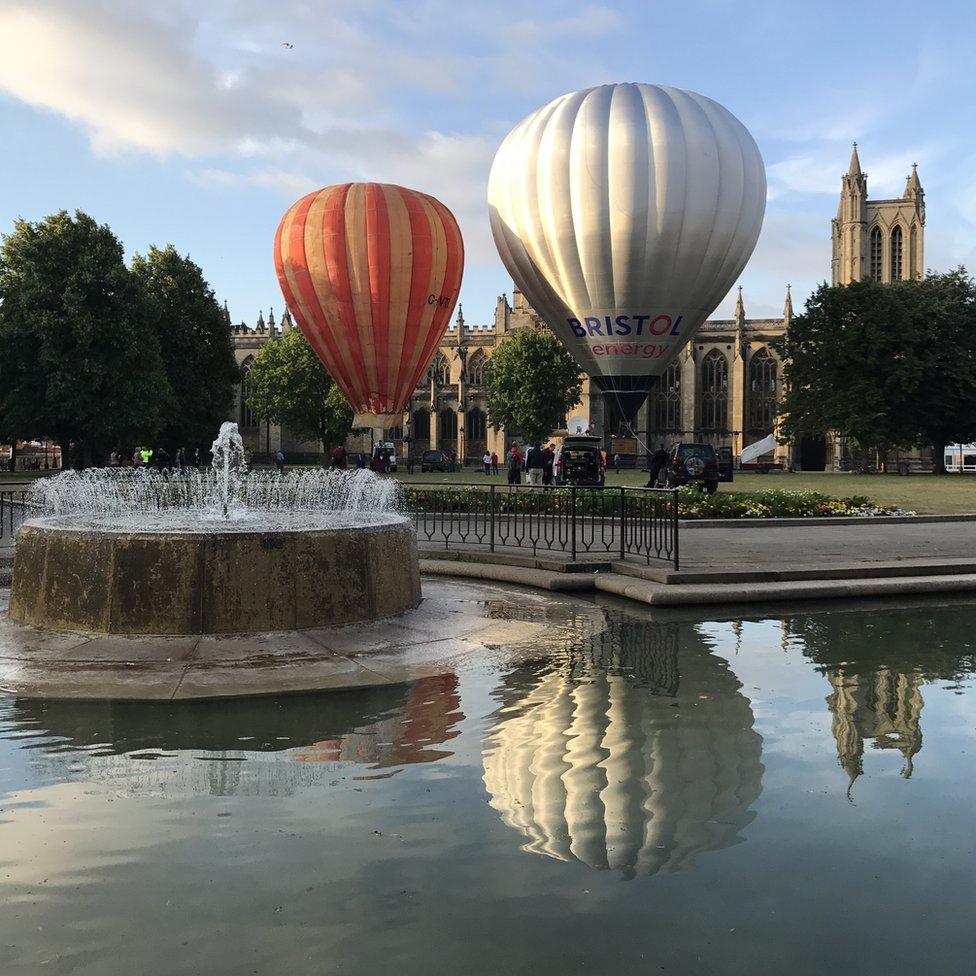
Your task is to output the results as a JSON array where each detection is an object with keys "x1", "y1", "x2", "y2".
[
  {"x1": 28, "y1": 424, "x2": 402, "y2": 533},
  {"x1": 211, "y1": 422, "x2": 246, "y2": 519}
]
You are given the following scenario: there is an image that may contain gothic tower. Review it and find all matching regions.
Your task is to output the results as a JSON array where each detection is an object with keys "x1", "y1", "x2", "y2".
[{"x1": 831, "y1": 144, "x2": 925, "y2": 285}]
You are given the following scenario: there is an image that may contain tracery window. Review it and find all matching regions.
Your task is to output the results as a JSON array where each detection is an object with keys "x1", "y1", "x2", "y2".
[
  {"x1": 748, "y1": 348, "x2": 777, "y2": 436},
  {"x1": 652, "y1": 362, "x2": 681, "y2": 432},
  {"x1": 433, "y1": 353, "x2": 451, "y2": 386},
  {"x1": 890, "y1": 225, "x2": 903, "y2": 281},
  {"x1": 239, "y1": 358, "x2": 257, "y2": 429},
  {"x1": 411, "y1": 409, "x2": 430, "y2": 440},
  {"x1": 466, "y1": 406, "x2": 486, "y2": 441},
  {"x1": 438, "y1": 409, "x2": 457, "y2": 442},
  {"x1": 869, "y1": 226, "x2": 883, "y2": 281},
  {"x1": 700, "y1": 350, "x2": 728, "y2": 432},
  {"x1": 467, "y1": 349, "x2": 486, "y2": 386},
  {"x1": 909, "y1": 225, "x2": 918, "y2": 279}
]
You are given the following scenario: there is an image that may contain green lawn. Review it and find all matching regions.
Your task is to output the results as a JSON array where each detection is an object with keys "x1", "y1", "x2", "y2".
[{"x1": 5, "y1": 465, "x2": 975, "y2": 515}]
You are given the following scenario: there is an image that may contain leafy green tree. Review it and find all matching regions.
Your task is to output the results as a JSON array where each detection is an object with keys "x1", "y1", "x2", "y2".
[
  {"x1": 777, "y1": 271, "x2": 976, "y2": 471},
  {"x1": 245, "y1": 327, "x2": 352, "y2": 453},
  {"x1": 131, "y1": 245, "x2": 239, "y2": 452},
  {"x1": 483, "y1": 327, "x2": 583, "y2": 444},
  {"x1": 0, "y1": 210, "x2": 169, "y2": 467}
]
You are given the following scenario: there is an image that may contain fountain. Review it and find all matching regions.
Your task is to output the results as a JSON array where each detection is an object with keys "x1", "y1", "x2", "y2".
[{"x1": 8, "y1": 423, "x2": 420, "y2": 635}]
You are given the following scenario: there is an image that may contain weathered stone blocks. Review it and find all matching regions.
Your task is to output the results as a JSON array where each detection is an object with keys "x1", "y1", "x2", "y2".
[{"x1": 9, "y1": 519, "x2": 421, "y2": 635}]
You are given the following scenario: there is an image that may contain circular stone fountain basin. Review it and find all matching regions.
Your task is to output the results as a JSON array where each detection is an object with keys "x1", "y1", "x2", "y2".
[{"x1": 9, "y1": 515, "x2": 421, "y2": 636}]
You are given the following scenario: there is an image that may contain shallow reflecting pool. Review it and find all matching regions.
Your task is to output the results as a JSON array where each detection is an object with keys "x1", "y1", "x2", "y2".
[{"x1": 3, "y1": 584, "x2": 976, "y2": 975}]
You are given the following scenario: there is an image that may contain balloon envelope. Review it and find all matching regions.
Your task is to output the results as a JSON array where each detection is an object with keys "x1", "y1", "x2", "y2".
[
  {"x1": 488, "y1": 83, "x2": 766, "y2": 418},
  {"x1": 274, "y1": 183, "x2": 464, "y2": 420}
]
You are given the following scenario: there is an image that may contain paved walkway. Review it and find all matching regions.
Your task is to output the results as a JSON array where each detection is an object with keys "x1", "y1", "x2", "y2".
[{"x1": 677, "y1": 519, "x2": 976, "y2": 572}]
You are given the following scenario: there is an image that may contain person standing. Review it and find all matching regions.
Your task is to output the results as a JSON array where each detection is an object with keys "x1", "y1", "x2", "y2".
[
  {"x1": 525, "y1": 442, "x2": 544, "y2": 485},
  {"x1": 646, "y1": 446, "x2": 671, "y2": 488},
  {"x1": 275, "y1": 449, "x2": 285, "y2": 475},
  {"x1": 331, "y1": 444, "x2": 348, "y2": 469},
  {"x1": 506, "y1": 444, "x2": 522, "y2": 486},
  {"x1": 613, "y1": 452, "x2": 621, "y2": 472},
  {"x1": 542, "y1": 444, "x2": 554, "y2": 485},
  {"x1": 491, "y1": 451, "x2": 499, "y2": 475},
  {"x1": 482, "y1": 451, "x2": 492, "y2": 476}
]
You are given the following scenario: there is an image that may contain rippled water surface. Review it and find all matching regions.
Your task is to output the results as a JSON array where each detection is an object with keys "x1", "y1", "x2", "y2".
[{"x1": 2, "y1": 589, "x2": 976, "y2": 975}]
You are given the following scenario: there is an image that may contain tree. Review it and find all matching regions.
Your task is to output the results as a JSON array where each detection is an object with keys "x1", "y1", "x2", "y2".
[
  {"x1": 0, "y1": 211, "x2": 169, "y2": 467},
  {"x1": 483, "y1": 327, "x2": 583, "y2": 444},
  {"x1": 776, "y1": 271, "x2": 976, "y2": 470},
  {"x1": 245, "y1": 327, "x2": 352, "y2": 453},
  {"x1": 131, "y1": 245, "x2": 239, "y2": 452}
]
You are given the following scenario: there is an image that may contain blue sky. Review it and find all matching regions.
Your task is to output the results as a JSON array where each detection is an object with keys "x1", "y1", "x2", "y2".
[{"x1": 2, "y1": 0, "x2": 974, "y2": 327}]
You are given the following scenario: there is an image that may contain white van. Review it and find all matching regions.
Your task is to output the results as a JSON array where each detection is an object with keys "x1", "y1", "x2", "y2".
[{"x1": 944, "y1": 444, "x2": 976, "y2": 473}]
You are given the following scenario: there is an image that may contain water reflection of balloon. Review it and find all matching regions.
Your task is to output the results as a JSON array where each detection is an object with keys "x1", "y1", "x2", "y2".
[
  {"x1": 482, "y1": 617, "x2": 763, "y2": 878},
  {"x1": 488, "y1": 83, "x2": 766, "y2": 421},
  {"x1": 9, "y1": 675, "x2": 463, "y2": 797},
  {"x1": 274, "y1": 183, "x2": 464, "y2": 423}
]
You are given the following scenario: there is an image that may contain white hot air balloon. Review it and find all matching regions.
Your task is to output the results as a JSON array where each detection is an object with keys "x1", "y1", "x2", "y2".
[{"x1": 488, "y1": 83, "x2": 766, "y2": 422}]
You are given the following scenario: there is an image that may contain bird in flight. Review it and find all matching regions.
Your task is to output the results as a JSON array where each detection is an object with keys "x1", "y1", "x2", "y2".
[{"x1": 281, "y1": 41, "x2": 294, "y2": 48}]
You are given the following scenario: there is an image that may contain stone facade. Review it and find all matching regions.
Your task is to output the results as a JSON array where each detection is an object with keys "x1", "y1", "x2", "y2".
[
  {"x1": 230, "y1": 148, "x2": 926, "y2": 471},
  {"x1": 831, "y1": 144, "x2": 925, "y2": 285}
]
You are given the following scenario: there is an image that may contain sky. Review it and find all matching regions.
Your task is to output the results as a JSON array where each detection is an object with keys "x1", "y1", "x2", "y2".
[{"x1": 2, "y1": 0, "x2": 975, "y2": 327}]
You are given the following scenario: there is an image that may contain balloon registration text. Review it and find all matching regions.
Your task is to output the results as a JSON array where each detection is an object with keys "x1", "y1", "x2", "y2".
[{"x1": 568, "y1": 314, "x2": 683, "y2": 338}]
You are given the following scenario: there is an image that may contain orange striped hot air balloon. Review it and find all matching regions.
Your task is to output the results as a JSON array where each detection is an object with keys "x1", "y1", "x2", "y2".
[{"x1": 273, "y1": 183, "x2": 464, "y2": 424}]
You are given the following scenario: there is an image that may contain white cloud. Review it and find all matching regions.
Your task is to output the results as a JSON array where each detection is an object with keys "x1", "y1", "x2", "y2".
[
  {"x1": 0, "y1": 2, "x2": 301, "y2": 155},
  {"x1": 189, "y1": 167, "x2": 319, "y2": 196},
  {"x1": 768, "y1": 146, "x2": 937, "y2": 199}
]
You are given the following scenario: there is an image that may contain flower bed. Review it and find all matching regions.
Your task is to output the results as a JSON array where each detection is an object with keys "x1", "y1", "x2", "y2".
[
  {"x1": 403, "y1": 485, "x2": 916, "y2": 519},
  {"x1": 673, "y1": 487, "x2": 915, "y2": 519}
]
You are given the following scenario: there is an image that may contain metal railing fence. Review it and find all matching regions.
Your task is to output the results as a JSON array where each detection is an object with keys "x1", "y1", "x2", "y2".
[
  {"x1": 1, "y1": 484, "x2": 680, "y2": 569},
  {"x1": 407, "y1": 484, "x2": 678, "y2": 568},
  {"x1": 0, "y1": 490, "x2": 30, "y2": 542}
]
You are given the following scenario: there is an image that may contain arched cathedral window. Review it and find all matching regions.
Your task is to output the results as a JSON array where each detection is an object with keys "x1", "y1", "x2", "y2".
[
  {"x1": 700, "y1": 351, "x2": 728, "y2": 432},
  {"x1": 869, "y1": 227, "x2": 883, "y2": 281},
  {"x1": 748, "y1": 348, "x2": 777, "y2": 436},
  {"x1": 890, "y1": 225, "x2": 903, "y2": 281},
  {"x1": 909, "y1": 225, "x2": 918, "y2": 280},
  {"x1": 433, "y1": 353, "x2": 451, "y2": 386},
  {"x1": 467, "y1": 349, "x2": 486, "y2": 386},
  {"x1": 239, "y1": 357, "x2": 257, "y2": 429},
  {"x1": 652, "y1": 362, "x2": 681, "y2": 433},
  {"x1": 438, "y1": 409, "x2": 457, "y2": 442},
  {"x1": 466, "y1": 406, "x2": 486, "y2": 441},
  {"x1": 411, "y1": 409, "x2": 430, "y2": 440}
]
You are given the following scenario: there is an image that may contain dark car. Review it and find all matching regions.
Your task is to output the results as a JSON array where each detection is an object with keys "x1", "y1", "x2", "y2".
[
  {"x1": 658, "y1": 443, "x2": 721, "y2": 494},
  {"x1": 421, "y1": 449, "x2": 451, "y2": 473},
  {"x1": 554, "y1": 435, "x2": 605, "y2": 487}
]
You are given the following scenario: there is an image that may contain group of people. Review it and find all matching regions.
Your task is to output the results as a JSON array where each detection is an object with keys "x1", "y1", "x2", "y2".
[
  {"x1": 330, "y1": 444, "x2": 396, "y2": 473},
  {"x1": 481, "y1": 451, "x2": 499, "y2": 475},
  {"x1": 123, "y1": 446, "x2": 288, "y2": 476},
  {"x1": 505, "y1": 442, "x2": 558, "y2": 486},
  {"x1": 130, "y1": 447, "x2": 200, "y2": 474}
]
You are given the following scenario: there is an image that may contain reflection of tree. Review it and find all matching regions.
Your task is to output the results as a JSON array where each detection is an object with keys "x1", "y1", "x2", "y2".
[
  {"x1": 783, "y1": 606, "x2": 974, "y2": 789},
  {"x1": 10, "y1": 675, "x2": 463, "y2": 797},
  {"x1": 482, "y1": 616, "x2": 763, "y2": 879}
]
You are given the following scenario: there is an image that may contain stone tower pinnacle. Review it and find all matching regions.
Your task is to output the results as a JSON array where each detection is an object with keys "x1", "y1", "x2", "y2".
[{"x1": 783, "y1": 284, "x2": 793, "y2": 326}]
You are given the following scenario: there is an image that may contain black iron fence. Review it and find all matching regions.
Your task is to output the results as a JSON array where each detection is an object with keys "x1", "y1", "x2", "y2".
[
  {"x1": 0, "y1": 490, "x2": 29, "y2": 542},
  {"x1": 406, "y1": 484, "x2": 679, "y2": 568},
  {"x1": 1, "y1": 484, "x2": 680, "y2": 569}
]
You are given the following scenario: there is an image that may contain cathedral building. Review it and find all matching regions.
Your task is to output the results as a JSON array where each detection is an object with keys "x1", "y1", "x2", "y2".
[
  {"x1": 831, "y1": 143, "x2": 925, "y2": 285},
  {"x1": 231, "y1": 148, "x2": 925, "y2": 471}
]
